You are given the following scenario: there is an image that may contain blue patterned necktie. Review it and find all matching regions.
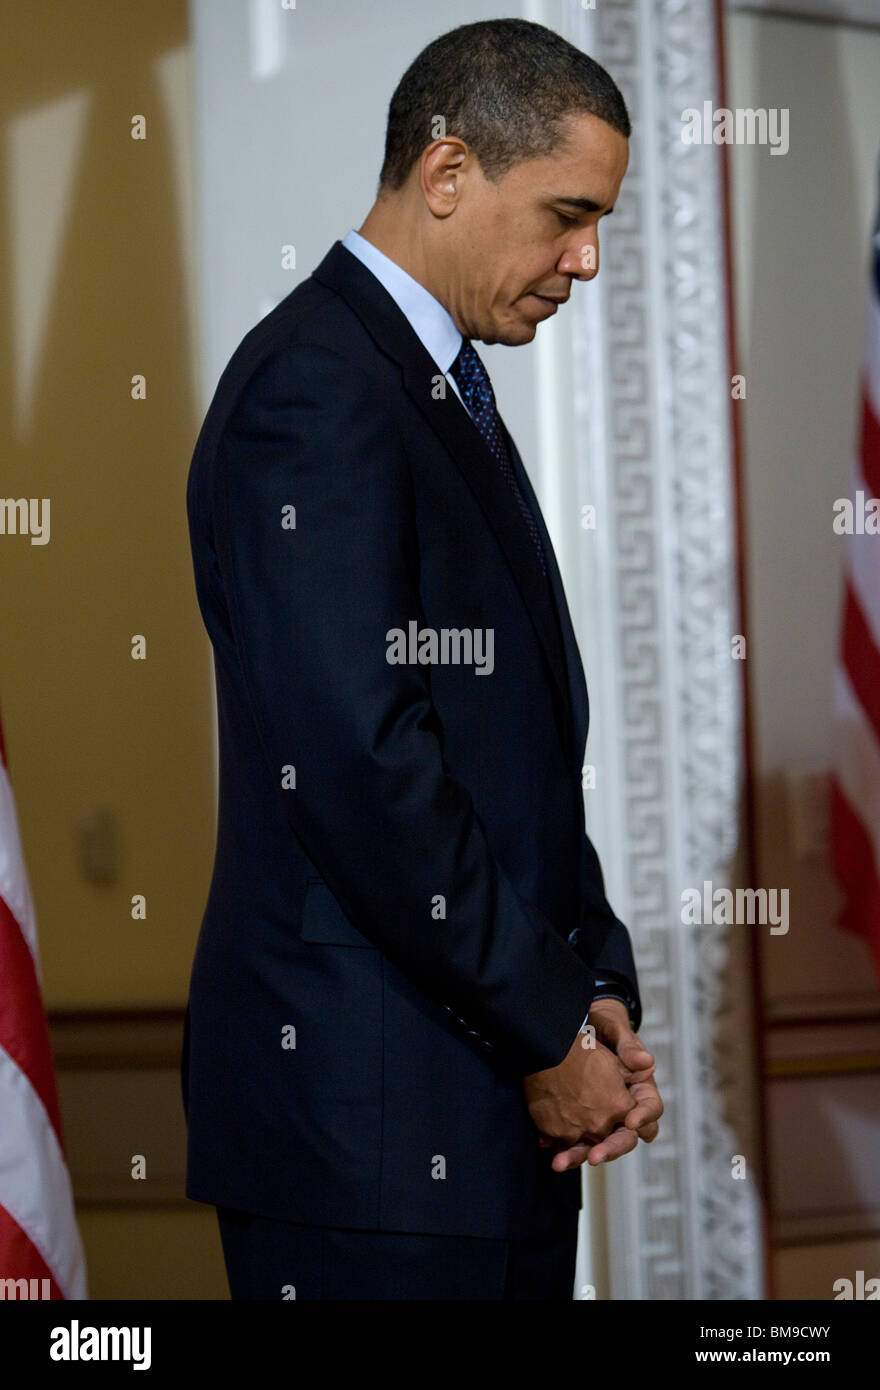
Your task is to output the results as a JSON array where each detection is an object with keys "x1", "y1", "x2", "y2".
[{"x1": 449, "y1": 340, "x2": 546, "y2": 575}]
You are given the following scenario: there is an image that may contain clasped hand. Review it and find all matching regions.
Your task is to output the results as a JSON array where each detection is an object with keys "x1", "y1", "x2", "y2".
[{"x1": 523, "y1": 999, "x2": 663, "y2": 1170}]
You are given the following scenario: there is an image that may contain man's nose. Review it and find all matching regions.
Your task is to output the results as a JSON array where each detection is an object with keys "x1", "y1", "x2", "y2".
[{"x1": 561, "y1": 233, "x2": 599, "y2": 282}]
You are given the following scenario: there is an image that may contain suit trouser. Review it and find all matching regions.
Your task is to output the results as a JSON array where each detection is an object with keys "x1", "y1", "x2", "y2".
[{"x1": 216, "y1": 1205, "x2": 580, "y2": 1301}]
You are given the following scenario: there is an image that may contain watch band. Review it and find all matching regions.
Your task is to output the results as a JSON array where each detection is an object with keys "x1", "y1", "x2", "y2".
[{"x1": 590, "y1": 987, "x2": 638, "y2": 1029}]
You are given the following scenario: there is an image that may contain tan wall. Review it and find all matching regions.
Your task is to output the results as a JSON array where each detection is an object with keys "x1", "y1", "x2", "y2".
[
  {"x1": 78, "y1": 1207, "x2": 228, "y2": 1301},
  {"x1": 0, "y1": 0, "x2": 213, "y2": 1011},
  {"x1": 724, "y1": 8, "x2": 880, "y2": 1298},
  {"x1": 0, "y1": 0, "x2": 222, "y2": 1298}
]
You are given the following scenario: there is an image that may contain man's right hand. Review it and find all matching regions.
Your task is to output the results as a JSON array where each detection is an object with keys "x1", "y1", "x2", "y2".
[{"x1": 522, "y1": 1033, "x2": 637, "y2": 1162}]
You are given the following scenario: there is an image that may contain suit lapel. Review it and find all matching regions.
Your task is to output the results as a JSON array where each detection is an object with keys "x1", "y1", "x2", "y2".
[
  {"x1": 503, "y1": 427, "x2": 589, "y2": 767},
  {"x1": 312, "y1": 241, "x2": 573, "y2": 734}
]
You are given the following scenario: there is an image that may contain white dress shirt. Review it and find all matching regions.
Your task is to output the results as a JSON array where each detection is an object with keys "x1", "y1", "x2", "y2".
[{"x1": 342, "y1": 228, "x2": 466, "y2": 407}]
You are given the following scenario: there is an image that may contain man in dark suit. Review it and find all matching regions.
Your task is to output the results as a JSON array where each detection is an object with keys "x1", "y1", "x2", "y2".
[{"x1": 183, "y1": 17, "x2": 662, "y2": 1301}]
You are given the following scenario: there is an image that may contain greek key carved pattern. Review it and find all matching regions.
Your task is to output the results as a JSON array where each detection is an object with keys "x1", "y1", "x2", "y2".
[{"x1": 565, "y1": 0, "x2": 763, "y2": 1299}]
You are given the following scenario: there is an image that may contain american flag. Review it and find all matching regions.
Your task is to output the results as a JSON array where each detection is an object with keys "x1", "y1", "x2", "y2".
[
  {"x1": 829, "y1": 159, "x2": 880, "y2": 984},
  {"x1": 0, "y1": 700, "x2": 87, "y2": 1299}
]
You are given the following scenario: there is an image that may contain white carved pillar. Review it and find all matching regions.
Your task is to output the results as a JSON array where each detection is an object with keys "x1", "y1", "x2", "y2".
[{"x1": 559, "y1": 0, "x2": 765, "y2": 1299}]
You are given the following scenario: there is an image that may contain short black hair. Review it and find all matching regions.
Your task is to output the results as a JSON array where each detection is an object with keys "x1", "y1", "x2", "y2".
[{"x1": 379, "y1": 18, "x2": 630, "y2": 192}]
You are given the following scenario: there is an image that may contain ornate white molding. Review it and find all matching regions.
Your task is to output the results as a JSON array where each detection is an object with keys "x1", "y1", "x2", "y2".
[{"x1": 562, "y1": 0, "x2": 765, "y2": 1299}]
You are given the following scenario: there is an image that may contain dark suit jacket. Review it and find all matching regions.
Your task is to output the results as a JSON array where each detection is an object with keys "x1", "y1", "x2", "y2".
[{"x1": 182, "y1": 240, "x2": 641, "y2": 1241}]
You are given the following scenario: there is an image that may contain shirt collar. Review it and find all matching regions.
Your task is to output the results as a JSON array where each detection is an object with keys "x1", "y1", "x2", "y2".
[{"x1": 341, "y1": 229, "x2": 462, "y2": 375}]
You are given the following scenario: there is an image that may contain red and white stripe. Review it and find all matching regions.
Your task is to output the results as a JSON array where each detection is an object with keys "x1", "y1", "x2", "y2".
[
  {"x1": 0, "y1": 706, "x2": 87, "y2": 1299},
  {"x1": 830, "y1": 209, "x2": 880, "y2": 983}
]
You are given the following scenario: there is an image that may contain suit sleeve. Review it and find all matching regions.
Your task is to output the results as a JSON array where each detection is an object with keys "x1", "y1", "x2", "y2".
[
  {"x1": 571, "y1": 829, "x2": 642, "y2": 1033},
  {"x1": 212, "y1": 343, "x2": 596, "y2": 1074}
]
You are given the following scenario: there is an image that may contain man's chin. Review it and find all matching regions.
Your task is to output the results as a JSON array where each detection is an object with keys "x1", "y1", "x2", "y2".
[
  {"x1": 485, "y1": 321, "x2": 538, "y2": 347},
  {"x1": 471, "y1": 310, "x2": 538, "y2": 347}
]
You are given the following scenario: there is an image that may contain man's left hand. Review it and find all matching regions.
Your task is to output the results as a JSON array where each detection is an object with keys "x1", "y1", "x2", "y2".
[{"x1": 538, "y1": 998, "x2": 663, "y2": 1170}]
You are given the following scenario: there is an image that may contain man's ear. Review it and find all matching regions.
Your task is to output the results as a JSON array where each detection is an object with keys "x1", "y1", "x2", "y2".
[{"x1": 419, "y1": 138, "x2": 470, "y2": 219}]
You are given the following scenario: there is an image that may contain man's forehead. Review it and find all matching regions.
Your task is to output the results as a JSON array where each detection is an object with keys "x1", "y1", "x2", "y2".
[
  {"x1": 514, "y1": 119, "x2": 627, "y2": 203},
  {"x1": 513, "y1": 114, "x2": 627, "y2": 177},
  {"x1": 555, "y1": 112, "x2": 628, "y2": 164}
]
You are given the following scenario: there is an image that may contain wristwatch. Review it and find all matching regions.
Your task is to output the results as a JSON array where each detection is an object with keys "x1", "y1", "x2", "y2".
[{"x1": 591, "y1": 976, "x2": 638, "y2": 1029}]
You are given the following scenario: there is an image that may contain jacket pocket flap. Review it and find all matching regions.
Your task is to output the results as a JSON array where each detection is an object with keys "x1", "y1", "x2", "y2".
[{"x1": 299, "y1": 881, "x2": 377, "y2": 948}]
